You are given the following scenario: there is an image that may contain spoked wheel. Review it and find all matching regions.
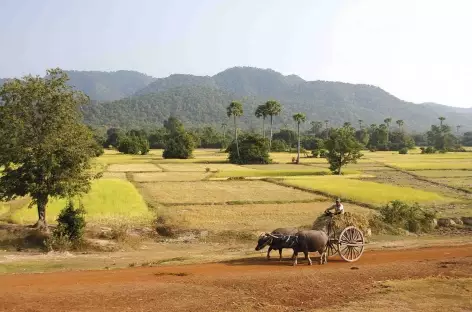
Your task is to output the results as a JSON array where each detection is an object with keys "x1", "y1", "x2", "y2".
[
  {"x1": 337, "y1": 226, "x2": 365, "y2": 262},
  {"x1": 325, "y1": 239, "x2": 339, "y2": 258}
]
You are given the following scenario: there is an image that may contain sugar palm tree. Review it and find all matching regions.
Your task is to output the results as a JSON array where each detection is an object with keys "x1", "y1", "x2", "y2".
[
  {"x1": 226, "y1": 101, "x2": 243, "y2": 158},
  {"x1": 358, "y1": 119, "x2": 363, "y2": 130},
  {"x1": 293, "y1": 113, "x2": 307, "y2": 164},
  {"x1": 396, "y1": 120, "x2": 404, "y2": 132},
  {"x1": 221, "y1": 123, "x2": 227, "y2": 147},
  {"x1": 384, "y1": 117, "x2": 392, "y2": 142},
  {"x1": 264, "y1": 100, "x2": 282, "y2": 151},
  {"x1": 255, "y1": 104, "x2": 268, "y2": 138},
  {"x1": 439, "y1": 116, "x2": 446, "y2": 126}
]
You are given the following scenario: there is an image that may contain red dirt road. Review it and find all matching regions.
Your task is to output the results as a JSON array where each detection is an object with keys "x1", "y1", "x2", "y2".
[{"x1": 1, "y1": 245, "x2": 472, "y2": 312}]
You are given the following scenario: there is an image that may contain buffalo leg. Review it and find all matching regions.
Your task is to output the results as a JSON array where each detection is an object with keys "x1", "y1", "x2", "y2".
[
  {"x1": 267, "y1": 246, "x2": 272, "y2": 260},
  {"x1": 305, "y1": 251, "x2": 312, "y2": 265},
  {"x1": 292, "y1": 251, "x2": 298, "y2": 266},
  {"x1": 278, "y1": 249, "x2": 283, "y2": 261}
]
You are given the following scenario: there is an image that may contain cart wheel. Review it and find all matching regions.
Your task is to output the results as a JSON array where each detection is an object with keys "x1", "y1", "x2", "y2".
[
  {"x1": 337, "y1": 226, "x2": 365, "y2": 262},
  {"x1": 325, "y1": 240, "x2": 339, "y2": 258}
]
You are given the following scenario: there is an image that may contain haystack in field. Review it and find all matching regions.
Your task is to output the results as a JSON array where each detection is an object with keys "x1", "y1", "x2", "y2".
[{"x1": 312, "y1": 212, "x2": 371, "y2": 235}]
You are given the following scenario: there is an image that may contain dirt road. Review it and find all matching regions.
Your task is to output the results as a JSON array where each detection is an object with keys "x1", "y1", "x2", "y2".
[{"x1": 1, "y1": 245, "x2": 472, "y2": 312}]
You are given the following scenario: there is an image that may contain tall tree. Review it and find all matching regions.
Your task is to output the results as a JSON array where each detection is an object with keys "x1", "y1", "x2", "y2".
[
  {"x1": 324, "y1": 120, "x2": 330, "y2": 138},
  {"x1": 325, "y1": 126, "x2": 363, "y2": 175},
  {"x1": 438, "y1": 116, "x2": 446, "y2": 126},
  {"x1": 396, "y1": 120, "x2": 404, "y2": 132},
  {"x1": 221, "y1": 123, "x2": 227, "y2": 147},
  {"x1": 310, "y1": 121, "x2": 323, "y2": 136},
  {"x1": 292, "y1": 113, "x2": 307, "y2": 164},
  {"x1": 384, "y1": 117, "x2": 392, "y2": 143},
  {"x1": 0, "y1": 68, "x2": 99, "y2": 230},
  {"x1": 343, "y1": 122, "x2": 352, "y2": 128},
  {"x1": 264, "y1": 100, "x2": 282, "y2": 151},
  {"x1": 358, "y1": 119, "x2": 364, "y2": 130},
  {"x1": 255, "y1": 104, "x2": 268, "y2": 138},
  {"x1": 227, "y1": 101, "x2": 244, "y2": 158}
]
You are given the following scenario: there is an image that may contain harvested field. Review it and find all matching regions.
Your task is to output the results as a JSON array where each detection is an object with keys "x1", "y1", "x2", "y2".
[
  {"x1": 411, "y1": 170, "x2": 472, "y2": 178},
  {"x1": 1, "y1": 245, "x2": 471, "y2": 312},
  {"x1": 158, "y1": 163, "x2": 245, "y2": 172},
  {"x1": 211, "y1": 168, "x2": 333, "y2": 178},
  {"x1": 101, "y1": 172, "x2": 128, "y2": 180},
  {"x1": 107, "y1": 163, "x2": 162, "y2": 172},
  {"x1": 138, "y1": 180, "x2": 325, "y2": 205},
  {"x1": 435, "y1": 177, "x2": 472, "y2": 191},
  {"x1": 163, "y1": 202, "x2": 372, "y2": 232},
  {"x1": 132, "y1": 172, "x2": 210, "y2": 182},
  {"x1": 282, "y1": 176, "x2": 454, "y2": 206}
]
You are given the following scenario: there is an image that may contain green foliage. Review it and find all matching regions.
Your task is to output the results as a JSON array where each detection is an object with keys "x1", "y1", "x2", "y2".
[
  {"x1": 227, "y1": 101, "x2": 244, "y2": 158},
  {"x1": 426, "y1": 123, "x2": 458, "y2": 152},
  {"x1": 420, "y1": 146, "x2": 436, "y2": 154},
  {"x1": 293, "y1": 113, "x2": 307, "y2": 163},
  {"x1": 399, "y1": 147, "x2": 409, "y2": 154},
  {"x1": 462, "y1": 132, "x2": 472, "y2": 146},
  {"x1": 46, "y1": 200, "x2": 86, "y2": 251},
  {"x1": 227, "y1": 134, "x2": 271, "y2": 164},
  {"x1": 162, "y1": 117, "x2": 195, "y2": 159},
  {"x1": 273, "y1": 129, "x2": 297, "y2": 147},
  {"x1": 117, "y1": 135, "x2": 150, "y2": 155},
  {"x1": 367, "y1": 124, "x2": 389, "y2": 150},
  {"x1": 270, "y1": 139, "x2": 289, "y2": 152},
  {"x1": 325, "y1": 127, "x2": 363, "y2": 175},
  {"x1": 379, "y1": 200, "x2": 437, "y2": 233},
  {"x1": 389, "y1": 131, "x2": 415, "y2": 150},
  {"x1": 264, "y1": 100, "x2": 282, "y2": 150},
  {"x1": 189, "y1": 126, "x2": 223, "y2": 148},
  {"x1": 0, "y1": 68, "x2": 98, "y2": 229}
]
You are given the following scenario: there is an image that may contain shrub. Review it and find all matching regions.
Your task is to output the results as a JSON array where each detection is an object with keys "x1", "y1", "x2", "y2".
[
  {"x1": 379, "y1": 200, "x2": 437, "y2": 233},
  {"x1": 46, "y1": 200, "x2": 87, "y2": 251},
  {"x1": 420, "y1": 146, "x2": 436, "y2": 154},
  {"x1": 118, "y1": 135, "x2": 150, "y2": 155},
  {"x1": 399, "y1": 147, "x2": 408, "y2": 154},
  {"x1": 319, "y1": 149, "x2": 328, "y2": 158},
  {"x1": 271, "y1": 139, "x2": 288, "y2": 152},
  {"x1": 312, "y1": 150, "x2": 320, "y2": 158},
  {"x1": 227, "y1": 133, "x2": 271, "y2": 164},
  {"x1": 163, "y1": 131, "x2": 195, "y2": 159}
]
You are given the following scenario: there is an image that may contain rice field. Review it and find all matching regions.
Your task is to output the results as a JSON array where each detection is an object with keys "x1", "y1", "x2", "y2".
[
  {"x1": 132, "y1": 172, "x2": 210, "y2": 182},
  {"x1": 282, "y1": 176, "x2": 454, "y2": 206},
  {"x1": 107, "y1": 163, "x2": 162, "y2": 172},
  {"x1": 163, "y1": 202, "x2": 373, "y2": 233},
  {"x1": 138, "y1": 180, "x2": 326, "y2": 205},
  {"x1": 411, "y1": 170, "x2": 472, "y2": 178},
  {"x1": 8, "y1": 179, "x2": 152, "y2": 225},
  {"x1": 158, "y1": 163, "x2": 245, "y2": 172},
  {"x1": 434, "y1": 178, "x2": 472, "y2": 191}
]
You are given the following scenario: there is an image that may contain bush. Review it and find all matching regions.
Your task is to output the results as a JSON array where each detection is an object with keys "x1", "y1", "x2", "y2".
[
  {"x1": 46, "y1": 200, "x2": 87, "y2": 251},
  {"x1": 379, "y1": 200, "x2": 437, "y2": 233},
  {"x1": 118, "y1": 135, "x2": 150, "y2": 155},
  {"x1": 312, "y1": 150, "x2": 320, "y2": 158},
  {"x1": 271, "y1": 139, "x2": 288, "y2": 152},
  {"x1": 228, "y1": 134, "x2": 271, "y2": 164},
  {"x1": 420, "y1": 146, "x2": 436, "y2": 154},
  {"x1": 319, "y1": 149, "x2": 328, "y2": 158},
  {"x1": 399, "y1": 147, "x2": 408, "y2": 154},
  {"x1": 163, "y1": 131, "x2": 195, "y2": 159}
]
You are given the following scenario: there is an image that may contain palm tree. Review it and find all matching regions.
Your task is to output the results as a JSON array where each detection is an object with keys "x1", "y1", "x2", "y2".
[
  {"x1": 358, "y1": 119, "x2": 363, "y2": 130},
  {"x1": 255, "y1": 104, "x2": 268, "y2": 138},
  {"x1": 264, "y1": 100, "x2": 282, "y2": 151},
  {"x1": 343, "y1": 122, "x2": 352, "y2": 128},
  {"x1": 324, "y1": 120, "x2": 329, "y2": 138},
  {"x1": 293, "y1": 113, "x2": 306, "y2": 164},
  {"x1": 310, "y1": 121, "x2": 323, "y2": 135},
  {"x1": 439, "y1": 116, "x2": 446, "y2": 126},
  {"x1": 221, "y1": 123, "x2": 227, "y2": 147},
  {"x1": 396, "y1": 120, "x2": 404, "y2": 132},
  {"x1": 227, "y1": 101, "x2": 243, "y2": 158},
  {"x1": 384, "y1": 117, "x2": 392, "y2": 142}
]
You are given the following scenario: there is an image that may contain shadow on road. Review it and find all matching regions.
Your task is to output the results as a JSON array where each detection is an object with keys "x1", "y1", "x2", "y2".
[{"x1": 222, "y1": 256, "x2": 346, "y2": 266}]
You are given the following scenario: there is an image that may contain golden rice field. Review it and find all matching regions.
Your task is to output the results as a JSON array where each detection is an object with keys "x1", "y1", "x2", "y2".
[
  {"x1": 137, "y1": 180, "x2": 326, "y2": 205},
  {"x1": 160, "y1": 202, "x2": 372, "y2": 233},
  {"x1": 158, "y1": 163, "x2": 245, "y2": 172},
  {"x1": 131, "y1": 172, "x2": 210, "y2": 182},
  {"x1": 7, "y1": 179, "x2": 153, "y2": 225},
  {"x1": 282, "y1": 176, "x2": 454, "y2": 206},
  {"x1": 411, "y1": 170, "x2": 472, "y2": 178},
  {"x1": 107, "y1": 163, "x2": 162, "y2": 172}
]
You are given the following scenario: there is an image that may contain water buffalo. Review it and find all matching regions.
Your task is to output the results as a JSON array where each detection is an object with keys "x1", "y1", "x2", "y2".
[
  {"x1": 255, "y1": 227, "x2": 298, "y2": 261},
  {"x1": 292, "y1": 230, "x2": 329, "y2": 266}
]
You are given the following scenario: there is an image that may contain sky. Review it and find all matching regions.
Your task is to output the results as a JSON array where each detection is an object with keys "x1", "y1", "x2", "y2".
[{"x1": 0, "y1": 0, "x2": 471, "y2": 108}]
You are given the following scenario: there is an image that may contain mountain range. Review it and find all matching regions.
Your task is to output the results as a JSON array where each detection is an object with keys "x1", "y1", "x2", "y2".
[{"x1": 1, "y1": 67, "x2": 471, "y2": 132}]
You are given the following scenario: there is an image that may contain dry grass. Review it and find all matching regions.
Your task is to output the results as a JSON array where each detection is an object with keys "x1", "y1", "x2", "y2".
[
  {"x1": 107, "y1": 163, "x2": 162, "y2": 172},
  {"x1": 312, "y1": 277, "x2": 472, "y2": 312},
  {"x1": 435, "y1": 177, "x2": 472, "y2": 191},
  {"x1": 158, "y1": 163, "x2": 244, "y2": 172},
  {"x1": 132, "y1": 172, "x2": 209, "y2": 182},
  {"x1": 100, "y1": 172, "x2": 128, "y2": 180},
  {"x1": 411, "y1": 170, "x2": 472, "y2": 178},
  {"x1": 138, "y1": 180, "x2": 325, "y2": 204},
  {"x1": 159, "y1": 202, "x2": 372, "y2": 233}
]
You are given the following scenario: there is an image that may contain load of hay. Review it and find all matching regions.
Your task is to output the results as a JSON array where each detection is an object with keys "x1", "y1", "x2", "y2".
[{"x1": 312, "y1": 212, "x2": 371, "y2": 235}]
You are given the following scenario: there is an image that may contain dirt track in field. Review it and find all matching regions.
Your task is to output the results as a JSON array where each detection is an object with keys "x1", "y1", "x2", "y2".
[{"x1": 1, "y1": 245, "x2": 472, "y2": 312}]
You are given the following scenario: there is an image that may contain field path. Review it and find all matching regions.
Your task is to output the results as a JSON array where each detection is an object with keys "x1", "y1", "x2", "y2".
[{"x1": 1, "y1": 245, "x2": 472, "y2": 312}]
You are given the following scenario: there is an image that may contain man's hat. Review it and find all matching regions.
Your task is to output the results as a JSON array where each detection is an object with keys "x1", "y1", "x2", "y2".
[{"x1": 335, "y1": 198, "x2": 341, "y2": 202}]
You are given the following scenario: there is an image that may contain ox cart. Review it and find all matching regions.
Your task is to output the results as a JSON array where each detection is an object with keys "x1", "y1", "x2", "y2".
[{"x1": 323, "y1": 214, "x2": 365, "y2": 262}]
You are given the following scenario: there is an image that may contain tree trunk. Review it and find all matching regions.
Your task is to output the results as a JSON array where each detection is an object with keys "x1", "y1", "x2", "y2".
[
  {"x1": 262, "y1": 118, "x2": 265, "y2": 138},
  {"x1": 234, "y1": 115, "x2": 240, "y2": 158},
  {"x1": 222, "y1": 127, "x2": 226, "y2": 147},
  {"x1": 34, "y1": 195, "x2": 49, "y2": 231},
  {"x1": 269, "y1": 115, "x2": 273, "y2": 151},
  {"x1": 337, "y1": 155, "x2": 343, "y2": 175},
  {"x1": 296, "y1": 122, "x2": 300, "y2": 164}
]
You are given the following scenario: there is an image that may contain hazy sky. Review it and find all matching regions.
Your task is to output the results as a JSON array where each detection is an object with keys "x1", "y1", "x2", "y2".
[{"x1": 1, "y1": 0, "x2": 471, "y2": 107}]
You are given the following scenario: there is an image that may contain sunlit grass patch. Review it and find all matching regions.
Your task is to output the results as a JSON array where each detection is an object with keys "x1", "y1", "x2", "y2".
[
  {"x1": 311, "y1": 277, "x2": 472, "y2": 312},
  {"x1": 107, "y1": 163, "x2": 162, "y2": 172},
  {"x1": 9, "y1": 179, "x2": 152, "y2": 225},
  {"x1": 282, "y1": 176, "x2": 452, "y2": 206},
  {"x1": 100, "y1": 172, "x2": 128, "y2": 180},
  {"x1": 138, "y1": 180, "x2": 325, "y2": 205},
  {"x1": 164, "y1": 202, "x2": 372, "y2": 233},
  {"x1": 132, "y1": 172, "x2": 209, "y2": 182},
  {"x1": 411, "y1": 170, "x2": 472, "y2": 178}
]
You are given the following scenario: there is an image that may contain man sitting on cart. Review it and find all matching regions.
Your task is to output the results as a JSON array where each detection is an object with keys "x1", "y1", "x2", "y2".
[{"x1": 324, "y1": 198, "x2": 344, "y2": 216}]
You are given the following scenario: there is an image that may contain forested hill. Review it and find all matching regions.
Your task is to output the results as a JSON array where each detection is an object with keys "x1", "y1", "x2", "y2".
[
  {"x1": 0, "y1": 71, "x2": 156, "y2": 102},
  {"x1": 82, "y1": 67, "x2": 472, "y2": 132}
]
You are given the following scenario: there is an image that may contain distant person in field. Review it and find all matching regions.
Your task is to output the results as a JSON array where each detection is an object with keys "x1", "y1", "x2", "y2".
[{"x1": 324, "y1": 198, "x2": 344, "y2": 216}]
